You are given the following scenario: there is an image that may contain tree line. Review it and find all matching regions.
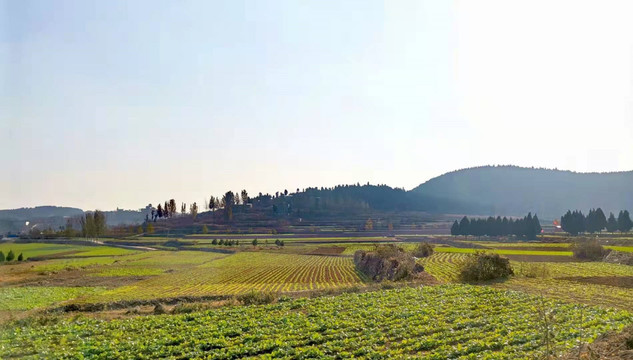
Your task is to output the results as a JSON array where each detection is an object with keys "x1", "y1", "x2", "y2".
[
  {"x1": 451, "y1": 213, "x2": 542, "y2": 240},
  {"x1": 80, "y1": 210, "x2": 107, "y2": 238},
  {"x1": 561, "y1": 208, "x2": 632, "y2": 235}
]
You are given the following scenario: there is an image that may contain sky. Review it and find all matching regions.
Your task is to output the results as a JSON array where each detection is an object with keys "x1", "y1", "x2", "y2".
[{"x1": 2, "y1": 0, "x2": 633, "y2": 210}]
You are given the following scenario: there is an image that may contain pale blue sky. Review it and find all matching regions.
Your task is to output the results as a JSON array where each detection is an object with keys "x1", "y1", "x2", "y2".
[{"x1": 2, "y1": 0, "x2": 633, "y2": 210}]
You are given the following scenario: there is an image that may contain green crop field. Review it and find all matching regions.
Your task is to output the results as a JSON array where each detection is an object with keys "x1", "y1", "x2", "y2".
[
  {"x1": 0, "y1": 287, "x2": 105, "y2": 311},
  {"x1": 88, "y1": 252, "x2": 366, "y2": 303},
  {"x1": 0, "y1": 243, "x2": 90, "y2": 259},
  {"x1": 2, "y1": 236, "x2": 633, "y2": 359},
  {"x1": 2, "y1": 285, "x2": 631, "y2": 359}
]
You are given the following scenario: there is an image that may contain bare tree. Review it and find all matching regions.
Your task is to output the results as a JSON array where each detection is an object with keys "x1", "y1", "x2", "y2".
[
  {"x1": 190, "y1": 202, "x2": 198, "y2": 219},
  {"x1": 222, "y1": 191, "x2": 235, "y2": 221}
]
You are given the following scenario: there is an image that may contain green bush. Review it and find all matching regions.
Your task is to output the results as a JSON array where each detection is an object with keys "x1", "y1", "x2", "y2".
[
  {"x1": 6, "y1": 250, "x2": 15, "y2": 262},
  {"x1": 571, "y1": 241, "x2": 607, "y2": 261},
  {"x1": 237, "y1": 290, "x2": 276, "y2": 305},
  {"x1": 459, "y1": 252, "x2": 514, "y2": 282},
  {"x1": 411, "y1": 243, "x2": 434, "y2": 258},
  {"x1": 211, "y1": 239, "x2": 218, "y2": 245},
  {"x1": 17, "y1": 253, "x2": 24, "y2": 261}
]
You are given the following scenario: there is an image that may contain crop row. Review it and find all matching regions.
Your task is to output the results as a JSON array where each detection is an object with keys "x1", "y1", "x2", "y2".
[
  {"x1": 3, "y1": 285, "x2": 631, "y2": 359},
  {"x1": 85, "y1": 253, "x2": 367, "y2": 302}
]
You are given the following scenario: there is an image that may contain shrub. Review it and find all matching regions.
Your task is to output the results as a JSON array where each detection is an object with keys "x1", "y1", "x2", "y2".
[
  {"x1": 411, "y1": 243, "x2": 434, "y2": 258},
  {"x1": 237, "y1": 290, "x2": 276, "y2": 305},
  {"x1": 153, "y1": 303, "x2": 167, "y2": 314},
  {"x1": 571, "y1": 241, "x2": 607, "y2": 261},
  {"x1": 219, "y1": 239, "x2": 224, "y2": 245},
  {"x1": 125, "y1": 306, "x2": 141, "y2": 315},
  {"x1": 517, "y1": 262, "x2": 550, "y2": 278},
  {"x1": 252, "y1": 238, "x2": 258, "y2": 246},
  {"x1": 17, "y1": 253, "x2": 23, "y2": 261},
  {"x1": 212, "y1": 239, "x2": 218, "y2": 245},
  {"x1": 6, "y1": 250, "x2": 15, "y2": 262},
  {"x1": 354, "y1": 244, "x2": 424, "y2": 282},
  {"x1": 458, "y1": 252, "x2": 514, "y2": 282}
]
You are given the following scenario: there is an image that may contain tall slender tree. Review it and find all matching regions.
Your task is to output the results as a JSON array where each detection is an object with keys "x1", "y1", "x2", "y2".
[
  {"x1": 607, "y1": 212, "x2": 619, "y2": 232},
  {"x1": 222, "y1": 191, "x2": 235, "y2": 221},
  {"x1": 618, "y1": 210, "x2": 633, "y2": 233}
]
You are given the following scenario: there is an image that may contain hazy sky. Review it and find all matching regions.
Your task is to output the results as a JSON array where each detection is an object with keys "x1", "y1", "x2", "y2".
[{"x1": 2, "y1": 0, "x2": 633, "y2": 210}]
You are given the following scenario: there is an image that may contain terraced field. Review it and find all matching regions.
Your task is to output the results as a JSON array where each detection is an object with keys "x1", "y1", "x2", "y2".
[
  {"x1": 90, "y1": 252, "x2": 366, "y2": 302},
  {"x1": 419, "y1": 251, "x2": 633, "y2": 311},
  {"x1": 2, "y1": 285, "x2": 631, "y2": 359}
]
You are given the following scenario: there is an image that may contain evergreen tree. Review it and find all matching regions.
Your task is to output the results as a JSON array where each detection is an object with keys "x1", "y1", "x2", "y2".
[
  {"x1": 618, "y1": 210, "x2": 633, "y2": 233},
  {"x1": 458, "y1": 216, "x2": 470, "y2": 236},
  {"x1": 17, "y1": 253, "x2": 23, "y2": 261},
  {"x1": 594, "y1": 208, "x2": 607, "y2": 232},
  {"x1": 6, "y1": 250, "x2": 15, "y2": 261},
  {"x1": 450, "y1": 220, "x2": 459, "y2": 236},
  {"x1": 531, "y1": 214, "x2": 542, "y2": 239},
  {"x1": 607, "y1": 212, "x2": 619, "y2": 232}
]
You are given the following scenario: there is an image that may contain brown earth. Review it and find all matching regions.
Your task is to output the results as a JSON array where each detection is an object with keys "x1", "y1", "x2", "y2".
[
  {"x1": 560, "y1": 325, "x2": 633, "y2": 359},
  {"x1": 2, "y1": 265, "x2": 149, "y2": 288},
  {"x1": 504, "y1": 255, "x2": 579, "y2": 262},
  {"x1": 487, "y1": 246, "x2": 571, "y2": 252},
  {"x1": 559, "y1": 276, "x2": 633, "y2": 289},
  {"x1": 306, "y1": 246, "x2": 346, "y2": 256}
]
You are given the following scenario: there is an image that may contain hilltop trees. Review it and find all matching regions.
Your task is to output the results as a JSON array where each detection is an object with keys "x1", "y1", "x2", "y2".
[
  {"x1": 189, "y1": 202, "x2": 198, "y2": 220},
  {"x1": 241, "y1": 190, "x2": 249, "y2": 205},
  {"x1": 450, "y1": 213, "x2": 541, "y2": 240},
  {"x1": 222, "y1": 191, "x2": 235, "y2": 221},
  {"x1": 168, "y1": 199, "x2": 177, "y2": 216}
]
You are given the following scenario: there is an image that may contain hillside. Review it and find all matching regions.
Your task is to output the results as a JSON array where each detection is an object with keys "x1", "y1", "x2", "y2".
[
  {"x1": 0, "y1": 206, "x2": 83, "y2": 220},
  {"x1": 412, "y1": 166, "x2": 633, "y2": 218}
]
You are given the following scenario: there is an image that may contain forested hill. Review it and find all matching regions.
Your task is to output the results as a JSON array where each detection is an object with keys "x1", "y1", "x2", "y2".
[{"x1": 411, "y1": 166, "x2": 633, "y2": 218}]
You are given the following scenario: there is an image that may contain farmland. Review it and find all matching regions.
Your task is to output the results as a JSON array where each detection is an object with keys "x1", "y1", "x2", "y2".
[
  {"x1": 2, "y1": 285, "x2": 632, "y2": 359},
  {"x1": 2, "y1": 232, "x2": 633, "y2": 358}
]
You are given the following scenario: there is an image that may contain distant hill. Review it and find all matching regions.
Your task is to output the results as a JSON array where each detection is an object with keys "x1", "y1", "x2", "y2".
[
  {"x1": 411, "y1": 166, "x2": 633, "y2": 219},
  {"x1": 0, "y1": 206, "x2": 84, "y2": 220}
]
